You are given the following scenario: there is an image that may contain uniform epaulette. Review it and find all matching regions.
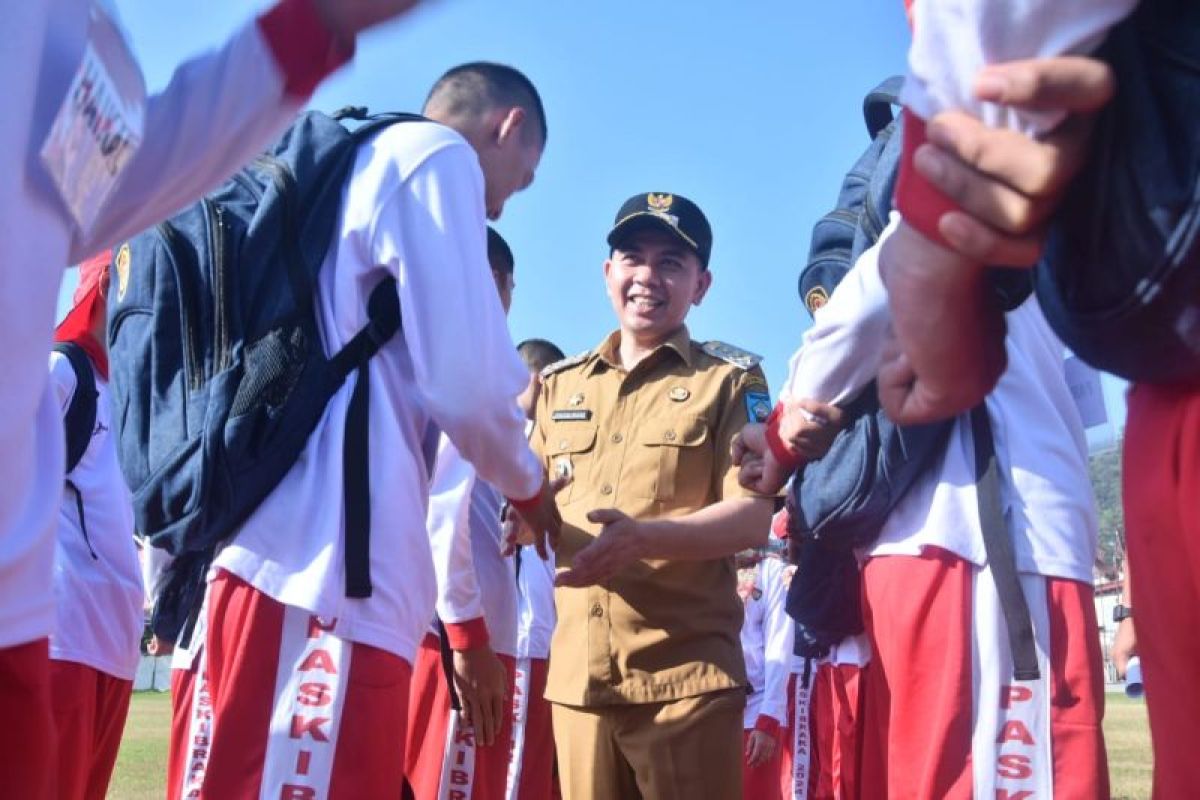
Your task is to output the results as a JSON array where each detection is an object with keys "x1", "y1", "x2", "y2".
[
  {"x1": 540, "y1": 350, "x2": 590, "y2": 379},
  {"x1": 700, "y1": 341, "x2": 762, "y2": 370}
]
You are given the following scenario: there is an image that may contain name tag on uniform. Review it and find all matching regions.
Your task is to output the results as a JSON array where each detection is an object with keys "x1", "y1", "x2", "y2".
[
  {"x1": 41, "y1": 1, "x2": 145, "y2": 234},
  {"x1": 552, "y1": 409, "x2": 593, "y2": 422}
]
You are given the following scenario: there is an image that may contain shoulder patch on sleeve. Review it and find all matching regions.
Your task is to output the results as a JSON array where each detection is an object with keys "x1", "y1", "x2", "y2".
[
  {"x1": 701, "y1": 340, "x2": 763, "y2": 370},
  {"x1": 539, "y1": 350, "x2": 590, "y2": 379},
  {"x1": 744, "y1": 390, "x2": 773, "y2": 423}
]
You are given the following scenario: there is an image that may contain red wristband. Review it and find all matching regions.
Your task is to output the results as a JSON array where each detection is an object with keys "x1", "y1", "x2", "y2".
[
  {"x1": 507, "y1": 485, "x2": 543, "y2": 516},
  {"x1": 765, "y1": 404, "x2": 803, "y2": 471},
  {"x1": 257, "y1": 0, "x2": 354, "y2": 98},
  {"x1": 754, "y1": 714, "x2": 781, "y2": 736},
  {"x1": 443, "y1": 617, "x2": 490, "y2": 651},
  {"x1": 894, "y1": 110, "x2": 959, "y2": 250}
]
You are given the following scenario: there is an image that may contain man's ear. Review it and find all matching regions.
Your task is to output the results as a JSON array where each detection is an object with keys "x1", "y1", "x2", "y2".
[
  {"x1": 496, "y1": 106, "x2": 527, "y2": 147},
  {"x1": 692, "y1": 268, "x2": 713, "y2": 306}
]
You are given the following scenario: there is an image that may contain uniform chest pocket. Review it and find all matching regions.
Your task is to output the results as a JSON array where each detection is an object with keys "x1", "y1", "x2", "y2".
[
  {"x1": 635, "y1": 415, "x2": 712, "y2": 503},
  {"x1": 546, "y1": 424, "x2": 598, "y2": 505}
]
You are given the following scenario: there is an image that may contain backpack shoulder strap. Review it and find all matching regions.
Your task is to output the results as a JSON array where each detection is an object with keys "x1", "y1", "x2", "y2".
[
  {"x1": 863, "y1": 76, "x2": 904, "y2": 139},
  {"x1": 971, "y1": 404, "x2": 1040, "y2": 681},
  {"x1": 53, "y1": 342, "x2": 98, "y2": 473}
]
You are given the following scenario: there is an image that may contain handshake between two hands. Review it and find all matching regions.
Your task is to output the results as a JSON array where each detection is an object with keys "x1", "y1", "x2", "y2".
[{"x1": 731, "y1": 398, "x2": 847, "y2": 495}]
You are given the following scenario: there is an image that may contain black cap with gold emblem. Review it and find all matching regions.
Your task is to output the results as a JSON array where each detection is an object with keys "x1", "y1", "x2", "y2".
[{"x1": 607, "y1": 192, "x2": 713, "y2": 268}]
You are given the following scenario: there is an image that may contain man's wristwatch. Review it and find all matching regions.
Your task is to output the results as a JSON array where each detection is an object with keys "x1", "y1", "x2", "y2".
[{"x1": 1113, "y1": 604, "x2": 1133, "y2": 623}]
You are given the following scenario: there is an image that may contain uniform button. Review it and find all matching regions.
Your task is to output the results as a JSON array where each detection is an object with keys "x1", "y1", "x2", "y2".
[
  {"x1": 664, "y1": 430, "x2": 677, "y2": 442},
  {"x1": 559, "y1": 439, "x2": 569, "y2": 450},
  {"x1": 611, "y1": 432, "x2": 623, "y2": 443},
  {"x1": 600, "y1": 484, "x2": 613, "y2": 495},
  {"x1": 590, "y1": 604, "x2": 604, "y2": 618}
]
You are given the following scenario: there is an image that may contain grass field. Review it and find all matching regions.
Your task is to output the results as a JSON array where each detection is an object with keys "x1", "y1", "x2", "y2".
[{"x1": 108, "y1": 691, "x2": 1154, "y2": 799}]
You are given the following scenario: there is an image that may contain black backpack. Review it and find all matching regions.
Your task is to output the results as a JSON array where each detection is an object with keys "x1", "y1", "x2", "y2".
[
  {"x1": 108, "y1": 108, "x2": 423, "y2": 642},
  {"x1": 786, "y1": 81, "x2": 1040, "y2": 680},
  {"x1": 54, "y1": 341, "x2": 98, "y2": 474},
  {"x1": 55, "y1": 341, "x2": 100, "y2": 561},
  {"x1": 1036, "y1": 0, "x2": 1200, "y2": 386}
]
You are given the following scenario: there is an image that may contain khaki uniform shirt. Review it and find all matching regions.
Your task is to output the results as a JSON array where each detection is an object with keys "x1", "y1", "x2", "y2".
[{"x1": 533, "y1": 327, "x2": 775, "y2": 706}]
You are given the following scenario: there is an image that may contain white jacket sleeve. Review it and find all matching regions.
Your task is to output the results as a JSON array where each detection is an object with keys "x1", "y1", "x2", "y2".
[
  {"x1": 373, "y1": 143, "x2": 543, "y2": 502},
  {"x1": 427, "y1": 436, "x2": 485, "y2": 626},
  {"x1": 903, "y1": 0, "x2": 1137, "y2": 134},
  {"x1": 74, "y1": 21, "x2": 301, "y2": 260},
  {"x1": 759, "y1": 558, "x2": 796, "y2": 726},
  {"x1": 781, "y1": 216, "x2": 898, "y2": 406}
]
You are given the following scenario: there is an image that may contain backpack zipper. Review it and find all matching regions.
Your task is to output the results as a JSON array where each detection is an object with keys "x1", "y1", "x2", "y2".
[
  {"x1": 157, "y1": 221, "x2": 203, "y2": 390},
  {"x1": 66, "y1": 480, "x2": 99, "y2": 561},
  {"x1": 204, "y1": 199, "x2": 231, "y2": 373}
]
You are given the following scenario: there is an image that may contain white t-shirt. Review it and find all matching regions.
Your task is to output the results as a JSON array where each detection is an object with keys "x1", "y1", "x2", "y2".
[
  {"x1": 740, "y1": 556, "x2": 794, "y2": 729},
  {"x1": 48, "y1": 353, "x2": 143, "y2": 680},
  {"x1": 215, "y1": 122, "x2": 542, "y2": 665},
  {"x1": 1, "y1": 1, "x2": 301, "y2": 650},
  {"x1": 782, "y1": 216, "x2": 1098, "y2": 583}
]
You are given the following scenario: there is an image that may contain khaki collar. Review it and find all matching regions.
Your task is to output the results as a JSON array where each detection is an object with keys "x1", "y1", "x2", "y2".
[{"x1": 589, "y1": 326, "x2": 693, "y2": 375}]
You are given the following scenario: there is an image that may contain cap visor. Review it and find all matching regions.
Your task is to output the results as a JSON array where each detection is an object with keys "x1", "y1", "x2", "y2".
[{"x1": 606, "y1": 213, "x2": 700, "y2": 254}]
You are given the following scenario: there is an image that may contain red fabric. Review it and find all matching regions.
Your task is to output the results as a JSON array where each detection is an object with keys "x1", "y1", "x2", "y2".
[
  {"x1": 55, "y1": 251, "x2": 111, "y2": 380},
  {"x1": 811, "y1": 662, "x2": 865, "y2": 800},
  {"x1": 199, "y1": 571, "x2": 412, "y2": 798},
  {"x1": 445, "y1": 616, "x2": 491, "y2": 651},
  {"x1": 508, "y1": 485, "x2": 544, "y2": 514},
  {"x1": 256, "y1": 0, "x2": 353, "y2": 98},
  {"x1": 167, "y1": 665, "x2": 197, "y2": 800},
  {"x1": 859, "y1": 549, "x2": 976, "y2": 800},
  {"x1": 1124, "y1": 384, "x2": 1200, "y2": 798},
  {"x1": 754, "y1": 713, "x2": 781, "y2": 736},
  {"x1": 0, "y1": 639, "x2": 56, "y2": 800},
  {"x1": 894, "y1": 110, "x2": 958, "y2": 251},
  {"x1": 513, "y1": 657, "x2": 557, "y2": 800},
  {"x1": 49, "y1": 660, "x2": 133, "y2": 800},
  {"x1": 859, "y1": 549, "x2": 1107, "y2": 799},
  {"x1": 1047, "y1": 578, "x2": 1109, "y2": 799},
  {"x1": 765, "y1": 404, "x2": 803, "y2": 470},
  {"x1": 405, "y1": 633, "x2": 517, "y2": 800},
  {"x1": 743, "y1": 727, "x2": 784, "y2": 800}
]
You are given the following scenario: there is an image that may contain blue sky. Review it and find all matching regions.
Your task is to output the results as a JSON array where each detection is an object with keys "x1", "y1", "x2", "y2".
[{"x1": 62, "y1": 0, "x2": 1126, "y2": 447}]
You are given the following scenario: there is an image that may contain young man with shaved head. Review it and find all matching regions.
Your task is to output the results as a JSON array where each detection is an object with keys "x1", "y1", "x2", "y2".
[{"x1": 170, "y1": 63, "x2": 562, "y2": 798}]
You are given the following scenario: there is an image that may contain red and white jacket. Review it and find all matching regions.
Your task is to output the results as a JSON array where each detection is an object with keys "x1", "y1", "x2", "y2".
[
  {"x1": 428, "y1": 436, "x2": 520, "y2": 655},
  {"x1": 739, "y1": 555, "x2": 795, "y2": 735},
  {"x1": 2, "y1": 0, "x2": 347, "y2": 651},
  {"x1": 896, "y1": 0, "x2": 1136, "y2": 245}
]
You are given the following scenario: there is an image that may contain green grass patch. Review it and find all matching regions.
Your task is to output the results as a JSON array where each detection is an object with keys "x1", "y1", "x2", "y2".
[
  {"x1": 108, "y1": 689, "x2": 1153, "y2": 798},
  {"x1": 110, "y1": 691, "x2": 170, "y2": 800}
]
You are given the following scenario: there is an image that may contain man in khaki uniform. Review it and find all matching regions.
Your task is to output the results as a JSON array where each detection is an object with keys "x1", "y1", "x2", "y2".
[{"x1": 530, "y1": 192, "x2": 786, "y2": 800}]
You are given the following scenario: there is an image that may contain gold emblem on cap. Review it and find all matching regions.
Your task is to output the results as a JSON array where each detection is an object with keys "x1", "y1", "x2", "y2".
[
  {"x1": 646, "y1": 193, "x2": 674, "y2": 212},
  {"x1": 568, "y1": 393, "x2": 585, "y2": 407},
  {"x1": 115, "y1": 244, "x2": 131, "y2": 302},
  {"x1": 668, "y1": 386, "x2": 690, "y2": 402}
]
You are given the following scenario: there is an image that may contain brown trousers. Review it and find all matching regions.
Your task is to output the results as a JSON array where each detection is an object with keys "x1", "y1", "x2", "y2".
[{"x1": 552, "y1": 688, "x2": 745, "y2": 800}]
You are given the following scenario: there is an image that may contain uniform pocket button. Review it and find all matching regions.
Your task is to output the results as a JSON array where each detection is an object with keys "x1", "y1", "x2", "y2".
[{"x1": 664, "y1": 430, "x2": 677, "y2": 442}]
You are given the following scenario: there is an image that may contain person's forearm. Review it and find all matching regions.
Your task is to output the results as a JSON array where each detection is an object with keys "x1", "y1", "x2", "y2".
[{"x1": 636, "y1": 498, "x2": 772, "y2": 561}]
